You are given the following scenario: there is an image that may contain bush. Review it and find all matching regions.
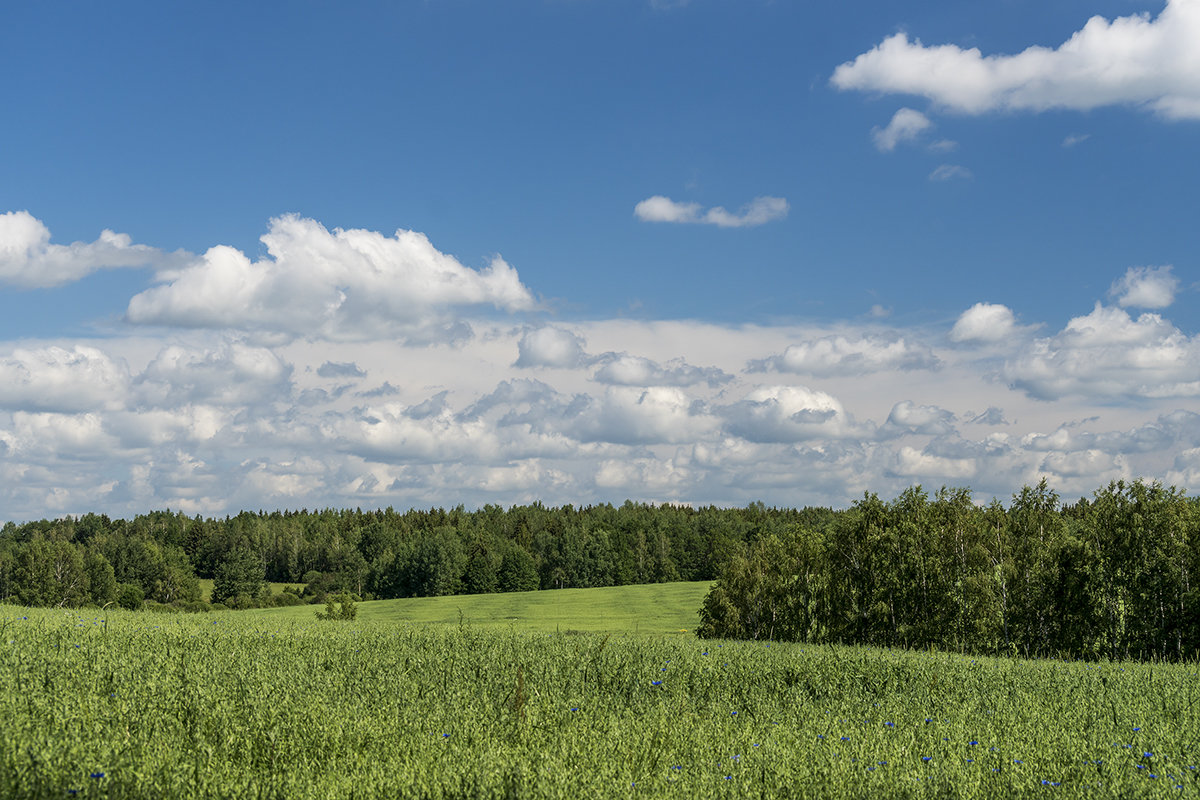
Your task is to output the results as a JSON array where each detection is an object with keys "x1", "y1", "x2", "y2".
[
  {"x1": 226, "y1": 593, "x2": 255, "y2": 610},
  {"x1": 115, "y1": 582, "x2": 144, "y2": 611},
  {"x1": 142, "y1": 600, "x2": 181, "y2": 614},
  {"x1": 176, "y1": 600, "x2": 210, "y2": 614},
  {"x1": 315, "y1": 592, "x2": 357, "y2": 621}
]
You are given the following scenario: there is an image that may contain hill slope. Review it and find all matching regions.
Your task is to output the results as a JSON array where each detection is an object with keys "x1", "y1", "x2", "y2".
[{"x1": 242, "y1": 580, "x2": 714, "y2": 635}]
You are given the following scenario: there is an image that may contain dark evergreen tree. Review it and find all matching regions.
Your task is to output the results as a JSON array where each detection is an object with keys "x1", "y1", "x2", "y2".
[{"x1": 211, "y1": 547, "x2": 265, "y2": 605}]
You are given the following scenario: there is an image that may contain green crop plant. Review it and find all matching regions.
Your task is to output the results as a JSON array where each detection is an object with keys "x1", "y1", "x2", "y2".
[{"x1": 2, "y1": 604, "x2": 1198, "y2": 798}]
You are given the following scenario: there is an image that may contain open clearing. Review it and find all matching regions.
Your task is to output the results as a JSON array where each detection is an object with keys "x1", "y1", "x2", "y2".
[{"x1": 243, "y1": 580, "x2": 713, "y2": 635}]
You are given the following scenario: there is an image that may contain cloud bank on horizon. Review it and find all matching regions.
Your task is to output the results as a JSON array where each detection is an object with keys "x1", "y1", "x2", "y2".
[
  {"x1": 0, "y1": 0, "x2": 1196, "y2": 520},
  {"x1": 0, "y1": 210, "x2": 1196, "y2": 521}
]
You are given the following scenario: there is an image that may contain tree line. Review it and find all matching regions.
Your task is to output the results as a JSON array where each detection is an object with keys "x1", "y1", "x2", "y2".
[
  {"x1": 4, "y1": 479, "x2": 1197, "y2": 662},
  {"x1": 0, "y1": 501, "x2": 830, "y2": 610},
  {"x1": 697, "y1": 480, "x2": 1200, "y2": 662}
]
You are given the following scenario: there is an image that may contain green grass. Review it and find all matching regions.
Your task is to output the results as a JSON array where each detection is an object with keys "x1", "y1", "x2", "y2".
[
  {"x1": 242, "y1": 581, "x2": 713, "y2": 635},
  {"x1": 4, "y1": 593, "x2": 1200, "y2": 798}
]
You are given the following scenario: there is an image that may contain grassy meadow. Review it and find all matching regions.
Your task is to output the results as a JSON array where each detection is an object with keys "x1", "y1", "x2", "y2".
[
  {"x1": 3, "y1": 586, "x2": 1200, "y2": 799},
  {"x1": 244, "y1": 581, "x2": 712, "y2": 636}
]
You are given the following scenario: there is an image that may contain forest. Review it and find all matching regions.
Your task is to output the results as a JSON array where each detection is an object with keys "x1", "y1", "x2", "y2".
[
  {"x1": 0, "y1": 498, "x2": 829, "y2": 610},
  {"x1": 698, "y1": 480, "x2": 1200, "y2": 662},
  {"x1": 1, "y1": 479, "x2": 1197, "y2": 660}
]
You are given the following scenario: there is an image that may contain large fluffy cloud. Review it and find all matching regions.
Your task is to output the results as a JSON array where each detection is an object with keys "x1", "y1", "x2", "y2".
[
  {"x1": 136, "y1": 342, "x2": 294, "y2": 407},
  {"x1": 722, "y1": 385, "x2": 864, "y2": 443},
  {"x1": 832, "y1": 0, "x2": 1200, "y2": 119},
  {"x1": 0, "y1": 345, "x2": 129, "y2": 412},
  {"x1": 126, "y1": 215, "x2": 536, "y2": 341},
  {"x1": 1005, "y1": 304, "x2": 1200, "y2": 400},
  {"x1": 0, "y1": 211, "x2": 179, "y2": 288}
]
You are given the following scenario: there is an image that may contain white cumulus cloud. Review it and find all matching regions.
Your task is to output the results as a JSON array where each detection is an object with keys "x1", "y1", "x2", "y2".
[
  {"x1": 591, "y1": 355, "x2": 731, "y2": 387},
  {"x1": 569, "y1": 386, "x2": 717, "y2": 445},
  {"x1": 0, "y1": 211, "x2": 180, "y2": 288},
  {"x1": 749, "y1": 334, "x2": 940, "y2": 376},
  {"x1": 722, "y1": 385, "x2": 861, "y2": 443},
  {"x1": 1005, "y1": 303, "x2": 1200, "y2": 400},
  {"x1": 892, "y1": 446, "x2": 977, "y2": 480},
  {"x1": 514, "y1": 327, "x2": 591, "y2": 369},
  {"x1": 950, "y1": 302, "x2": 1019, "y2": 343},
  {"x1": 1110, "y1": 265, "x2": 1179, "y2": 309},
  {"x1": 882, "y1": 401, "x2": 958, "y2": 437},
  {"x1": 831, "y1": 0, "x2": 1200, "y2": 120},
  {"x1": 136, "y1": 342, "x2": 293, "y2": 408},
  {"x1": 0, "y1": 345, "x2": 130, "y2": 412},
  {"x1": 634, "y1": 195, "x2": 789, "y2": 228},
  {"x1": 126, "y1": 214, "x2": 536, "y2": 341},
  {"x1": 872, "y1": 108, "x2": 933, "y2": 151}
]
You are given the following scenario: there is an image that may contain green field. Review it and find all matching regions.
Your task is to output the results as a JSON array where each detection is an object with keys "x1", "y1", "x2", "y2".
[
  {"x1": 243, "y1": 581, "x2": 713, "y2": 635},
  {"x1": 4, "y1": 585, "x2": 1200, "y2": 799}
]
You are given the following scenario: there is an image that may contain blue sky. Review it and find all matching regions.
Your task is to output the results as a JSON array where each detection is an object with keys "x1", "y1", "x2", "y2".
[{"x1": 0, "y1": 0, "x2": 1197, "y2": 520}]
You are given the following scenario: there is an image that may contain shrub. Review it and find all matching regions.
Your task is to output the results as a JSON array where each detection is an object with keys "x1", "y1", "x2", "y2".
[
  {"x1": 115, "y1": 582, "x2": 144, "y2": 611},
  {"x1": 315, "y1": 592, "x2": 357, "y2": 621}
]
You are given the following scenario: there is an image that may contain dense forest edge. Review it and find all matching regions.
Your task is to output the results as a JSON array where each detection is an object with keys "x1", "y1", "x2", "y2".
[{"x1": 2, "y1": 478, "x2": 1198, "y2": 661}]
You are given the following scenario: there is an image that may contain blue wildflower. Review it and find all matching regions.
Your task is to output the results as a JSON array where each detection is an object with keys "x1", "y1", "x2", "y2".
[{"x1": 651, "y1": 680, "x2": 662, "y2": 686}]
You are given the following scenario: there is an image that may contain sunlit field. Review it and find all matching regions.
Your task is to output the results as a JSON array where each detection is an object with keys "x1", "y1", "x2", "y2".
[
  {"x1": 243, "y1": 581, "x2": 713, "y2": 636},
  {"x1": 4, "y1": 601, "x2": 1198, "y2": 799}
]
